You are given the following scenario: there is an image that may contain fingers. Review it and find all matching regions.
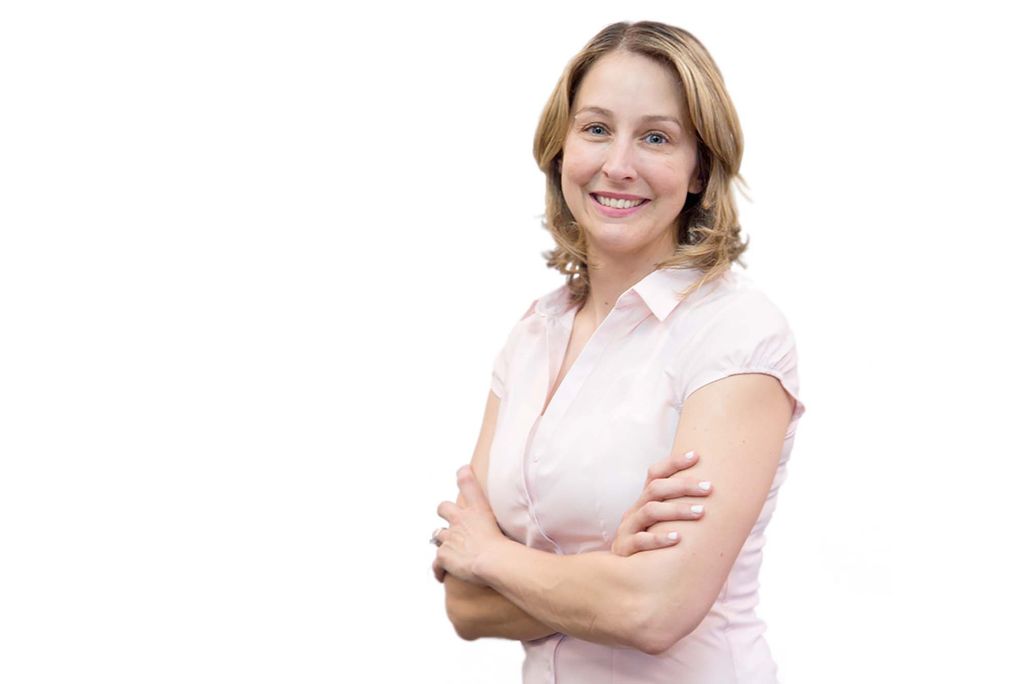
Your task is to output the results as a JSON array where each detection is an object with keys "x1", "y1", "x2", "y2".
[
  {"x1": 613, "y1": 530, "x2": 681, "y2": 557},
  {"x1": 625, "y1": 500, "x2": 706, "y2": 535},
  {"x1": 645, "y1": 450, "x2": 699, "y2": 485},
  {"x1": 432, "y1": 556, "x2": 447, "y2": 583},
  {"x1": 642, "y1": 476, "x2": 713, "y2": 503},
  {"x1": 617, "y1": 500, "x2": 703, "y2": 539},
  {"x1": 436, "y1": 501, "x2": 457, "y2": 523},
  {"x1": 619, "y1": 476, "x2": 712, "y2": 532}
]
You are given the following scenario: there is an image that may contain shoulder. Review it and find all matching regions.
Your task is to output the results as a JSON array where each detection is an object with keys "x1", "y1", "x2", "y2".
[
  {"x1": 490, "y1": 283, "x2": 569, "y2": 398},
  {"x1": 503, "y1": 283, "x2": 572, "y2": 334},
  {"x1": 666, "y1": 268, "x2": 804, "y2": 417},
  {"x1": 684, "y1": 268, "x2": 792, "y2": 329},
  {"x1": 492, "y1": 281, "x2": 569, "y2": 356},
  {"x1": 661, "y1": 268, "x2": 797, "y2": 359}
]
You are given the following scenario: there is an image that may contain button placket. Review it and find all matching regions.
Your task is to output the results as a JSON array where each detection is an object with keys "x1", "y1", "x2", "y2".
[
  {"x1": 521, "y1": 298, "x2": 654, "y2": 557},
  {"x1": 529, "y1": 302, "x2": 646, "y2": 463},
  {"x1": 517, "y1": 309, "x2": 572, "y2": 554}
]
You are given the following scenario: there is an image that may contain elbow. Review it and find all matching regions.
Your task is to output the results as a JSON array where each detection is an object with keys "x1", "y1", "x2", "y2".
[
  {"x1": 445, "y1": 594, "x2": 480, "y2": 642},
  {"x1": 634, "y1": 628, "x2": 693, "y2": 657},
  {"x1": 450, "y1": 620, "x2": 480, "y2": 642}
]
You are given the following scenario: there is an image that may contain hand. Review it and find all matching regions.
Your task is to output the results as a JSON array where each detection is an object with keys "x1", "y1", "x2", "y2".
[
  {"x1": 611, "y1": 450, "x2": 713, "y2": 556},
  {"x1": 434, "y1": 466, "x2": 507, "y2": 585}
]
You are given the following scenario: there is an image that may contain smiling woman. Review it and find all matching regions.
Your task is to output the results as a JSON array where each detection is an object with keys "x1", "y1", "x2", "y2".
[
  {"x1": 433, "y1": 20, "x2": 806, "y2": 684},
  {"x1": 559, "y1": 50, "x2": 704, "y2": 274},
  {"x1": 535, "y1": 22, "x2": 747, "y2": 312}
]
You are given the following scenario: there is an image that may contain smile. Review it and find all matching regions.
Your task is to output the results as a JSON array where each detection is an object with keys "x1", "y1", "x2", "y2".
[{"x1": 589, "y1": 193, "x2": 650, "y2": 217}]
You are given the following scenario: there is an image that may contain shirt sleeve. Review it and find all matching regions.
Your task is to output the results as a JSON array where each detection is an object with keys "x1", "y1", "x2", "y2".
[
  {"x1": 490, "y1": 339, "x2": 511, "y2": 400},
  {"x1": 678, "y1": 289, "x2": 806, "y2": 427}
]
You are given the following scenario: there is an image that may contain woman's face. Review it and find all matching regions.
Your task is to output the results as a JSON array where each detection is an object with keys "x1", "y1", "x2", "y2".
[{"x1": 561, "y1": 50, "x2": 702, "y2": 267}]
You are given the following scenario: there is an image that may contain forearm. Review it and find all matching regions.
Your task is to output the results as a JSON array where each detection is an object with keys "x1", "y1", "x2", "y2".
[
  {"x1": 477, "y1": 538, "x2": 658, "y2": 652},
  {"x1": 444, "y1": 573, "x2": 558, "y2": 642}
]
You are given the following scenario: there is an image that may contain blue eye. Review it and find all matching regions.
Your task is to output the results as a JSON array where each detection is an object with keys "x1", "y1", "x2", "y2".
[
  {"x1": 645, "y1": 132, "x2": 668, "y2": 145},
  {"x1": 585, "y1": 124, "x2": 608, "y2": 136}
]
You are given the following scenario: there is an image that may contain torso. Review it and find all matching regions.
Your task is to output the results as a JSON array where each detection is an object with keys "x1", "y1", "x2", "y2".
[{"x1": 486, "y1": 268, "x2": 803, "y2": 683}]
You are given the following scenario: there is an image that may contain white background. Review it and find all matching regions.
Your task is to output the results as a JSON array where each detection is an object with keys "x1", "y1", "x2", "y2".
[{"x1": 2, "y1": 1, "x2": 1022, "y2": 682}]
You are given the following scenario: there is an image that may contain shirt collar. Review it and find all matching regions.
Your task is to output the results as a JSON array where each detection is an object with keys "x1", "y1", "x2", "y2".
[
  {"x1": 534, "y1": 267, "x2": 706, "y2": 322},
  {"x1": 631, "y1": 266, "x2": 705, "y2": 321}
]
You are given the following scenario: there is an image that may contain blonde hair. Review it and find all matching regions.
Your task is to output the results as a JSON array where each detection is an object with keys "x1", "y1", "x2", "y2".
[{"x1": 533, "y1": 21, "x2": 748, "y2": 305}]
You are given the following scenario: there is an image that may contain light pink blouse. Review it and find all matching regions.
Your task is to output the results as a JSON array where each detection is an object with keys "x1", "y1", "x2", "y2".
[{"x1": 487, "y1": 266, "x2": 806, "y2": 684}]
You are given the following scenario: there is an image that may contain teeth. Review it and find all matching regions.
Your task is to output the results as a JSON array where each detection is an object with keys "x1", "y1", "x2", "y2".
[{"x1": 595, "y1": 195, "x2": 644, "y2": 209}]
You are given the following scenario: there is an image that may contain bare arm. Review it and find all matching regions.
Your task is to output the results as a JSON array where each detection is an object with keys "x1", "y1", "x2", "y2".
[
  {"x1": 467, "y1": 374, "x2": 794, "y2": 654},
  {"x1": 444, "y1": 572, "x2": 557, "y2": 642}
]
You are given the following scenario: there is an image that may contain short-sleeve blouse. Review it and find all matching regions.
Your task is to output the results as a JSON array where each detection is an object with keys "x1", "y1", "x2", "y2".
[{"x1": 487, "y1": 265, "x2": 806, "y2": 684}]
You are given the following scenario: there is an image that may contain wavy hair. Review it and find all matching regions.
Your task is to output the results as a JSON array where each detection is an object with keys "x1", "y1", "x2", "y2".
[{"x1": 533, "y1": 21, "x2": 748, "y2": 305}]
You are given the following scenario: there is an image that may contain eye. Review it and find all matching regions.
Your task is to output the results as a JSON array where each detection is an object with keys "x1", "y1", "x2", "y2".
[
  {"x1": 644, "y1": 132, "x2": 669, "y2": 145},
  {"x1": 583, "y1": 124, "x2": 608, "y2": 136}
]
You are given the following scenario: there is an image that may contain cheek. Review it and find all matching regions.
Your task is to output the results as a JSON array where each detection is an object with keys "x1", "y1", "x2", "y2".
[
  {"x1": 643, "y1": 158, "x2": 694, "y2": 202},
  {"x1": 561, "y1": 140, "x2": 600, "y2": 188},
  {"x1": 561, "y1": 164, "x2": 587, "y2": 194}
]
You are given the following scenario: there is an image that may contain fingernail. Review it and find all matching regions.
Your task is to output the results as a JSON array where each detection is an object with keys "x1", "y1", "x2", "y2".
[
  {"x1": 684, "y1": 450, "x2": 696, "y2": 461},
  {"x1": 698, "y1": 481, "x2": 711, "y2": 492},
  {"x1": 667, "y1": 532, "x2": 679, "y2": 541},
  {"x1": 690, "y1": 505, "x2": 704, "y2": 514}
]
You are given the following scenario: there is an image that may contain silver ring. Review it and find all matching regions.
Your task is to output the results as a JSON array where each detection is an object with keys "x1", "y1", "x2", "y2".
[{"x1": 430, "y1": 527, "x2": 445, "y2": 546}]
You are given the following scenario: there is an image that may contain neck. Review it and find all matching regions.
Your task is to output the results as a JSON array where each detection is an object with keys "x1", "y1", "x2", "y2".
[{"x1": 578, "y1": 248, "x2": 670, "y2": 329}]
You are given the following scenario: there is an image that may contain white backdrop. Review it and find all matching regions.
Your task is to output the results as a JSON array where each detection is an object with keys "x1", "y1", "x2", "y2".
[{"x1": 2, "y1": 1, "x2": 1022, "y2": 682}]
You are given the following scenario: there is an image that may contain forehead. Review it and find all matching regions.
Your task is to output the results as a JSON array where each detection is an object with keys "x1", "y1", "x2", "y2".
[{"x1": 573, "y1": 51, "x2": 686, "y2": 119}]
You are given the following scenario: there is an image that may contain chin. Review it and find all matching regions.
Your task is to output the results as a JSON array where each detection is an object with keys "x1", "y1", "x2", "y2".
[{"x1": 586, "y1": 226, "x2": 655, "y2": 254}]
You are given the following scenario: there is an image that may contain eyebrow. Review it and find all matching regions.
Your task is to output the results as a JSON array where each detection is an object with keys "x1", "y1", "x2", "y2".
[{"x1": 573, "y1": 105, "x2": 683, "y2": 128}]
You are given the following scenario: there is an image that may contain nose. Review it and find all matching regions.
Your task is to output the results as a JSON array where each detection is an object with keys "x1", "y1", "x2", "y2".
[{"x1": 601, "y1": 137, "x2": 638, "y2": 182}]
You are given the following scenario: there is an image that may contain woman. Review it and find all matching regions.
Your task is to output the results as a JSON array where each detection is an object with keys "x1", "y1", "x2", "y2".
[{"x1": 433, "y1": 20, "x2": 805, "y2": 683}]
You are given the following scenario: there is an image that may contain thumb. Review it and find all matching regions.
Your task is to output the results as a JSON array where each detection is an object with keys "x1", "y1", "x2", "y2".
[{"x1": 456, "y1": 465, "x2": 489, "y2": 510}]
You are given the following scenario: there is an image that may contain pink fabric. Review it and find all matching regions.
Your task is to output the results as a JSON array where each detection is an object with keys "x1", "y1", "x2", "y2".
[{"x1": 487, "y1": 266, "x2": 806, "y2": 684}]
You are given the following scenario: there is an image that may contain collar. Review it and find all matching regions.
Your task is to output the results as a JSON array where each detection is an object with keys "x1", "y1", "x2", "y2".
[{"x1": 534, "y1": 267, "x2": 706, "y2": 322}]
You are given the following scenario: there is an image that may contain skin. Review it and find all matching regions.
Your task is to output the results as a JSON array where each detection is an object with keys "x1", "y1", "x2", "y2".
[{"x1": 435, "y1": 50, "x2": 793, "y2": 651}]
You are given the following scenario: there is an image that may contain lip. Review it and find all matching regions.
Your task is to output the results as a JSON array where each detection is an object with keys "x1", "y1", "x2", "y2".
[
  {"x1": 591, "y1": 191, "x2": 648, "y2": 201},
  {"x1": 589, "y1": 192, "x2": 650, "y2": 218}
]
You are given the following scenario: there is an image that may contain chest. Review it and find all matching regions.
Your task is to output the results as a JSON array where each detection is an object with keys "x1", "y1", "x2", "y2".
[{"x1": 488, "y1": 308, "x2": 687, "y2": 553}]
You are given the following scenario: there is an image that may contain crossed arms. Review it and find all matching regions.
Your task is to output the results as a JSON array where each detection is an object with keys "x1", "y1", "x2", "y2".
[{"x1": 436, "y1": 372, "x2": 794, "y2": 654}]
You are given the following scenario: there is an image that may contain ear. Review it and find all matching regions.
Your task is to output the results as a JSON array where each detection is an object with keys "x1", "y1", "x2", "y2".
[
  {"x1": 688, "y1": 157, "x2": 706, "y2": 193},
  {"x1": 689, "y1": 143, "x2": 708, "y2": 194}
]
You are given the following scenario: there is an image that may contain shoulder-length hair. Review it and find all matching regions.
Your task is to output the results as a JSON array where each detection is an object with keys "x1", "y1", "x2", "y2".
[{"x1": 533, "y1": 21, "x2": 748, "y2": 305}]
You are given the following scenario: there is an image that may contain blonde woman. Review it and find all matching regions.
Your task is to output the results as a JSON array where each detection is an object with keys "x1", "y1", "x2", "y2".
[{"x1": 433, "y1": 20, "x2": 805, "y2": 683}]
